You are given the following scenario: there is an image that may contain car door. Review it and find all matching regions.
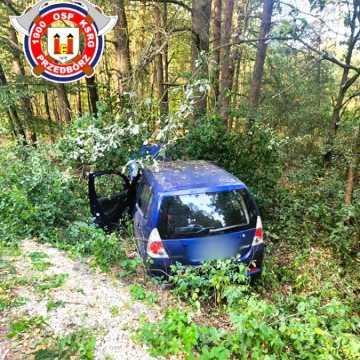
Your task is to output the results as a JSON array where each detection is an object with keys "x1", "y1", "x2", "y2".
[
  {"x1": 134, "y1": 180, "x2": 154, "y2": 257},
  {"x1": 88, "y1": 171, "x2": 140, "y2": 231}
]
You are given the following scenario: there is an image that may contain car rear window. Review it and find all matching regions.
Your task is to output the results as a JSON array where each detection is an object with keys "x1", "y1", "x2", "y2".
[
  {"x1": 138, "y1": 183, "x2": 152, "y2": 217},
  {"x1": 158, "y1": 189, "x2": 257, "y2": 239}
]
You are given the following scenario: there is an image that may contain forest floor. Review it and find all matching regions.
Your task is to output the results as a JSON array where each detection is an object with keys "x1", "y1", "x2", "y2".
[{"x1": 0, "y1": 239, "x2": 163, "y2": 360}]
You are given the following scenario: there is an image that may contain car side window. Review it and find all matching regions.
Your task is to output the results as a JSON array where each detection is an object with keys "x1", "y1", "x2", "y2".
[{"x1": 138, "y1": 183, "x2": 153, "y2": 217}]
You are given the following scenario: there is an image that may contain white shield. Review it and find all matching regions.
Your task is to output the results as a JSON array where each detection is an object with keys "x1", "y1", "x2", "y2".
[{"x1": 47, "y1": 28, "x2": 80, "y2": 63}]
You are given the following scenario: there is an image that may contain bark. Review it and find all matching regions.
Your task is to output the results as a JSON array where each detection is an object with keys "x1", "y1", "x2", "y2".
[
  {"x1": 218, "y1": 0, "x2": 235, "y2": 125},
  {"x1": 153, "y1": 4, "x2": 169, "y2": 119},
  {"x1": 192, "y1": 0, "x2": 212, "y2": 119},
  {"x1": 114, "y1": 0, "x2": 132, "y2": 94},
  {"x1": 0, "y1": 62, "x2": 27, "y2": 144},
  {"x1": 103, "y1": 52, "x2": 113, "y2": 113},
  {"x1": 231, "y1": 0, "x2": 248, "y2": 110},
  {"x1": 9, "y1": 27, "x2": 37, "y2": 144},
  {"x1": 324, "y1": 1, "x2": 360, "y2": 165},
  {"x1": 163, "y1": 2, "x2": 170, "y2": 117},
  {"x1": 86, "y1": 75, "x2": 99, "y2": 116},
  {"x1": 56, "y1": 84, "x2": 72, "y2": 124},
  {"x1": 344, "y1": 123, "x2": 360, "y2": 206},
  {"x1": 248, "y1": 0, "x2": 274, "y2": 125},
  {"x1": 52, "y1": 93, "x2": 61, "y2": 124},
  {"x1": 212, "y1": 0, "x2": 222, "y2": 102},
  {"x1": 6, "y1": 111, "x2": 17, "y2": 139},
  {"x1": 77, "y1": 83, "x2": 83, "y2": 118},
  {"x1": 44, "y1": 92, "x2": 55, "y2": 142}
]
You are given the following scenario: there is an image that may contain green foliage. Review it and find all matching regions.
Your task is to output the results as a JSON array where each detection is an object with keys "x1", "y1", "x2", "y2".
[
  {"x1": 0, "y1": 255, "x2": 27, "y2": 310},
  {"x1": 137, "y1": 308, "x2": 226, "y2": 359},
  {"x1": 61, "y1": 221, "x2": 140, "y2": 272},
  {"x1": 170, "y1": 258, "x2": 249, "y2": 307},
  {"x1": 7, "y1": 316, "x2": 46, "y2": 338},
  {"x1": 170, "y1": 118, "x2": 285, "y2": 214},
  {"x1": 139, "y1": 296, "x2": 360, "y2": 360},
  {"x1": 35, "y1": 273, "x2": 68, "y2": 293},
  {"x1": 46, "y1": 299, "x2": 65, "y2": 311},
  {"x1": 129, "y1": 284, "x2": 158, "y2": 304},
  {"x1": 30, "y1": 251, "x2": 52, "y2": 271},
  {"x1": 0, "y1": 145, "x2": 87, "y2": 245},
  {"x1": 34, "y1": 329, "x2": 96, "y2": 360},
  {"x1": 270, "y1": 159, "x2": 360, "y2": 259},
  {"x1": 57, "y1": 105, "x2": 149, "y2": 169},
  {"x1": 0, "y1": 145, "x2": 139, "y2": 274}
]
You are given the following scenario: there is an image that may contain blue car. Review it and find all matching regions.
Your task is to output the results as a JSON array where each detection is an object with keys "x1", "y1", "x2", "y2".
[{"x1": 88, "y1": 160, "x2": 264, "y2": 276}]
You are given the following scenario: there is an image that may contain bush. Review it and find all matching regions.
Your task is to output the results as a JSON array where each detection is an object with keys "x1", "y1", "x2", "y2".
[
  {"x1": 169, "y1": 258, "x2": 249, "y2": 307},
  {"x1": 0, "y1": 145, "x2": 137, "y2": 273},
  {"x1": 138, "y1": 308, "x2": 228, "y2": 359},
  {"x1": 169, "y1": 118, "x2": 286, "y2": 216},
  {"x1": 139, "y1": 296, "x2": 360, "y2": 360},
  {"x1": 57, "y1": 105, "x2": 149, "y2": 169},
  {"x1": 0, "y1": 145, "x2": 86, "y2": 245}
]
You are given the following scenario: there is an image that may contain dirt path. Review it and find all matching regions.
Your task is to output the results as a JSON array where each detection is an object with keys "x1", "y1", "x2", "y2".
[{"x1": 0, "y1": 240, "x2": 160, "y2": 360}]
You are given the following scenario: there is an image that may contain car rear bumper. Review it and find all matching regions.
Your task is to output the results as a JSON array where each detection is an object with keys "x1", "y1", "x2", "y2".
[{"x1": 147, "y1": 243, "x2": 265, "y2": 277}]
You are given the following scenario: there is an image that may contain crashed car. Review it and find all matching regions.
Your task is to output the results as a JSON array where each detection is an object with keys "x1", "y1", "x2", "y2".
[{"x1": 88, "y1": 159, "x2": 264, "y2": 276}]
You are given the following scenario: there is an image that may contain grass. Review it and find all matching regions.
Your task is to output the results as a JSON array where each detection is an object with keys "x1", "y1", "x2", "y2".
[
  {"x1": 129, "y1": 284, "x2": 158, "y2": 304},
  {"x1": 35, "y1": 273, "x2": 68, "y2": 293},
  {"x1": 110, "y1": 305, "x2": 120, "y2": 317},
  {"x1": 29, "y1": 251, "x2": 52, "y2": 271},
  {"x1": 7, "y1": 316, "x2": 46, "y2": 339},
  {"x1": 47, "y1": 299, "x2": 65, "y2": 311},
  {"x1": 33, "y1": 329, "x2": 96, "y2": 360}
]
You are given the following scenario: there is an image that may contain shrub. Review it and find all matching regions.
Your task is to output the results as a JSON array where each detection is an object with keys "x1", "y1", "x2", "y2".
[
  {"x1": 169, "y1": 258, "x2": 249, "y2": 307},
  {"x1": 139, "y1": 297, "x2": 360, "y2": 360},
  {"x1": 137, "y1": 308, "x2": 227, "y2": 359},
  {"x1": 56, "y1": 105, "x2": 149, "y2": 169},
  {"x1": 0, "y1": 145, "x2": 86, "y2": 246},
  {"x1": 169, "y1": 118, "x2": 286, "y2": 216}
]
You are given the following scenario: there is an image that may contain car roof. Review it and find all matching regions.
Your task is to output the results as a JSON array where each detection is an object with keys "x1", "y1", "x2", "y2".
[{"x1": 143, "y1": 160, "x2": 246, "y2": 193}]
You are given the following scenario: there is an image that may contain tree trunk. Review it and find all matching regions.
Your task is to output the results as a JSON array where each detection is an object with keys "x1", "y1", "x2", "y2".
[
  {"x1": 163, "y1": 2, "x2": 169, "y2": 117},
  {"x1": 212, "y1": 0, "x2": 222, "y2": 103},
  {"x1": 44, "y1": 92, "x2": 55, "y2": 142},
  {"x1": 218, "y1": 0, "x2": 235, "y2": 125},
  {"x1": 231, "y1": 0, "x2": 248, "y2": 112},
  {"x1": 248, "y1": 0, "x2": 274, "y2": 125},
  {"x1": 9, "y1": 27, "x2": 37, "y2": 144},
  {"x1": 344, "y1": 123, "x2": 360, "y2": 206},
  {"x1": 6, "y1": 111, "x2": 18, "y2": 139},
  {"x1": 153, "y1": 4, "x2": 168, "y2": 119},
  {"x1": 52, "y1": 93, "x2": 61, "y2": 124},
  {"x1": 56, "y1": 84, "x2": 72, "y2": 124},
  {"x1": 324, "y1": 2, "x2": 359, "y2": 165},
  {"x1": 0, "y1": 62, "x2": 27, "y2": 144},
  {"x1": 115, "y1": 0, "x2": 132, "y2": 95},
  {"x1": 86, "y1": 75, "x2": 99, "y2": 116},
  {"x1": 77, "y1": 82, "x2": 83, "y2": 117},
  {"x1": 192, "y1": 0, "x2": 212, "y2": 119}
]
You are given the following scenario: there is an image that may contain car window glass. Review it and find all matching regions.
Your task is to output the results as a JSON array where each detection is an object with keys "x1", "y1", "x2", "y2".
[
  {"x1": 158, "y1": 189, "x2": 254, "y2": 239},
  {"x1": 138, "y1": 183, "x2": 152, "y2": 217}
]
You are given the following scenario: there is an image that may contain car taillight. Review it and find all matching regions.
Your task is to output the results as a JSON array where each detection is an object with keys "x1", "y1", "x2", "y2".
[
  {"x1": 252, "y1": 216, "x2": 263, "y2": 246},
  {"x1": 147, "y1": 228, "x2": 169, "y2": 258}
]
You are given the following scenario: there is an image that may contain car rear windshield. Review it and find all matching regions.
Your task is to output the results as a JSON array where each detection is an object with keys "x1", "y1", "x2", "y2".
[{"x1": 158, "y1": 189, "x2": 257, "y2": 239}]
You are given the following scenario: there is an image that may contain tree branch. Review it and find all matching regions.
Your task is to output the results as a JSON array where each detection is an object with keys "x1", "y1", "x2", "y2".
[
  {"x1": 0, "y1": 35, "x2": 23, "y2": 54},
  {"x1": 129, "y1": 0, "x2": 191, "y2": 13},
  {"x1": 2, "y1": 0, "x2": 20, "y2": 16},
  {"x1": 294, "y1": 36, "x2": 360, "y2": 74}
]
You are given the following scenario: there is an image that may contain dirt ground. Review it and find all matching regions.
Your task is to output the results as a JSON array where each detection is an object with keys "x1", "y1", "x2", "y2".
[{"x1": 0, "y1": 240, "x2": 161, "y2": 360}]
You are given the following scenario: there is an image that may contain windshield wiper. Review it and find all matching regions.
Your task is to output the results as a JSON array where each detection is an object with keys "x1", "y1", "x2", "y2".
[
  {"x1": 174, "y1": 224, "x2": 213, "y2": 236},
  {"x1": 209, "y1": 224, "x2": 244, "y2": 233}
]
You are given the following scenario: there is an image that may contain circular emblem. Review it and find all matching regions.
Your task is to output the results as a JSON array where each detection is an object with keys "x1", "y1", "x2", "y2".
[{"x1": 10, "y1": 1, "x2": 117, "y2": 83}]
